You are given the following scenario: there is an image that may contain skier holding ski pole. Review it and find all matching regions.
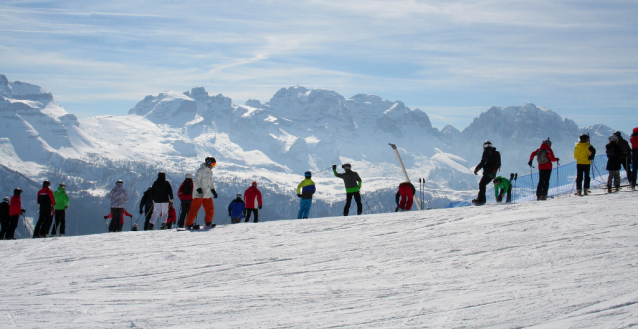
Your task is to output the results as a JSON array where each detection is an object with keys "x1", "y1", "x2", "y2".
[
  {"x1": 574, "y1": 134, "x2": 596, "y2": 196},
  {"x1": 333, "y1": 163, "x2": 363, "y2": 216}
]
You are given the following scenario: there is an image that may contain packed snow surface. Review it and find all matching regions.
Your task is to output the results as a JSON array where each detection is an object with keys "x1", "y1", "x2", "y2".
[{"x1": 1, "y1": 192, "x2": 638, "y2": 328}]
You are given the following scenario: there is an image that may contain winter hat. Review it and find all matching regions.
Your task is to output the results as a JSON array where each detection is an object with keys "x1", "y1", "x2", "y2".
[
  {"x1": 59, "y1": 183, "x2": 66, "y2": 188},
  {"x1": 614, "y1": 131, "x2": 622, "y2": 138},
  {"x1": 185, "y1": 173, "x2": 193, "y2": 179},
  {"x1": 483, "y1": 141, "x2": 492, "y2": 149},
  {"x1": 542, "y1": 138, "x2": 551, "y2": 146},
  {"x1": 579, "y1": 134, "x2": 590, "y2": 142},
  {"x1": 3, "y1": 197, "x2": 8, "y2": 202},
  {"x1": 342, "y1": 163, "x2": 352, "y2": 170},
  {"x1": 158, "y1": 172, "x2": 166, "y2": 181},
  {"x1": 252, "y1": 181, "x2": 257, "y2": 187},
  {"x1": 43, "y1": 180, "x2": 51, "y2": 187},
  {"x1": 13, "y1": 188, "x2": 22, "y2": 195}
]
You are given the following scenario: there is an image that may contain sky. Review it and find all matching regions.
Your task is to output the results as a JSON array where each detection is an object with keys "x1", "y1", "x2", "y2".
[{"x1": 0, "y1": 0, "x2": 637, "y2": 133}]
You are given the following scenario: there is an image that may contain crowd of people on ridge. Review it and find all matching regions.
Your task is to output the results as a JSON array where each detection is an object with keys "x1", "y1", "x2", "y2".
[{"x1": 1, "y1": 128, "x2": 637, "y2": 239}]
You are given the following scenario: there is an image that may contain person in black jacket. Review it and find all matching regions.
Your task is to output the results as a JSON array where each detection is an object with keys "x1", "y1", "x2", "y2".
[
  {"x1": 614, "y1": 131, "x2": 632, "y2": 185},
  {"x1": 139, "y1": 187, "x2": 153, "y2": 230},
  {"x1": 606, "y1": 135, "x2": 623, "y2": 193},
  {"x1": 333, "y1": 163, "x2": 363, "y2": 216},
  {"x1": 472, "y1": 141, "x2": 501, "y2": 205},
  {"x1": 0, "y1": 197, "x2": 10, "y2": 240},
  {"x1": 149, "y1": 172, "x2": 174, "y2": 230}
]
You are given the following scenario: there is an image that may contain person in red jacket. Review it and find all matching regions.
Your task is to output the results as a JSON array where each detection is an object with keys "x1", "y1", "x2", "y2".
[
  {"x1": 33, "y1": 180, "x2": 55, "y2": 238},
  {"x1": 528, "y1": 138, "x2": 559, "y2": 201},
  {"x1": 243, "y1": 181, "x2": 263, "y2": 223},
  {"x1": 177, "y1": 173, "x2": 194, "y2": 229},
  {"x1": 6, "y1": 188, "x2": 25, "y2": 239},
  {"x1": 630, "y1": 127, "x2": 638, "y2": 190},
  {"x1": 395, "y1": 182, "x2": 416, "y2": 211},
  {"x1": 104, "y1": 208, "x2": 132, "y2": 231},
  {"x1": 166, "y1": 204, "x2": 177, "y2": 229}
]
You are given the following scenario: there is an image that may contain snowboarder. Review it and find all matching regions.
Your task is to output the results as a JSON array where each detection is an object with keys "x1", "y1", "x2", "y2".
[
  {"x1": 296, "y1": 171, "x2": 316, "y2": 219},
  {"x1": 33, "y1": 180, "x2": 55, "y2": 238},
  {"x1": 149, "y1": 172, "x2": 174, "y2": 230},
  {"x1": 528, "y1": 138, "x2": 559, "y2": 201},
  {"x1": 395, "y1": 181, "x2": 415, "y2": 211},
  {"x1": 185, "y1": 157, "x2": 218, "y2": 229},
  {"x1": 139, "y1": 187, "x2": 153, "y2": 230},
  {"x1": 228, "y1": 193, "x2": 246, "y2": 224},
  {"x1": 493, "y1": 176, "x2": 512, "y2": 203},
  {"x1": 472, "y1": 141, "x2": 501, "y2": 205},
  {"x1": 606, "y1": 134, "x2": 623, "y2": 193},
  {"x1": 105, "y1": 208, "x2": 133, "y2": 229},
  {"x1": 614, "y1": 131, "x2": 632, "y2": 186},
  {"x1": 574, "y1": 134, "x2": 596, "y2": 196},
  {"x1": 0, "y1": 197, "x2": 10, "y2": 239},
  {"x1": 333, "y1": 163, "x2": 363, "y2": 216},
  {"x1": 51, "y1": 183, "x2": 70, "y2": 236},
  {"x1": 631, "y1": 127, "x2": 638, "y2": 190},
  {"x1": 6, "y1": 189, "x2": 25, "y2": 240},
  {"x1": 177, "y1": 173, "x2": 194, "y2": 229},
  {"x1": 166, "y1": 203, "x2": 176, "y2": 229},
  {"x1": 108, "y1": 180, "x2": 128, "y2": 232},
  {"x1": 244, "y1": 181, "x2": 263, "y2": 223}
]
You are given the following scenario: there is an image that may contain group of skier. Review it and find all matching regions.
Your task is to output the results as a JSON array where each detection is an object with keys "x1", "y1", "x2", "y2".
[{"x1": 470, "y1": 129, "x2": 637, "y2": 205}]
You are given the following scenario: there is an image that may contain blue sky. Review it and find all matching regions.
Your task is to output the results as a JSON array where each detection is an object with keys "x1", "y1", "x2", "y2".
[{"x1": 1, "y1": 0, "x2": 636, "y2": 133}]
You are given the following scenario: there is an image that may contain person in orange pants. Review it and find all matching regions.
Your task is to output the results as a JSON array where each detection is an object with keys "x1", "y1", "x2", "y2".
[
  {"x1": 395, "y1": 181, "x2": 416, "y2": 211},
  {"x1": 185, "y1": 157, "x2": 218, "y2": 229}
]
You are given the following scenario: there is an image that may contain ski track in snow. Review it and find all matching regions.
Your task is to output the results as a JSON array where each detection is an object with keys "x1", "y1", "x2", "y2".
[{"x1": 1, "y1": 193, "x2": 638, "y2": 328}]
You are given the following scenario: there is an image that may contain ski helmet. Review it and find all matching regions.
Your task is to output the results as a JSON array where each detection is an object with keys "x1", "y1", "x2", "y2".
[
  {"x1": 614, "y1": 131, "x2": 622, "y2": 138},
  {"x1": 304, "y1": 171, "x2": 312, "y2": 178},
  {"x1": 252, "y1": 181, "x2": 257, "y2": 187},
  {"x1": 116, "y1": 180, "x2": 123, "y2": 185},
  {"x1": 579, "y1": 134, "x2": 589, "y2": 142},
  {"x1": 205, "y1": 157, "x2": 217, "y2": 167},
  {"x1": 542, "y1": 138, "x2": 551, "y2": 146},
  {"x1": 236, "y1": 193, "x2": 242, "y2": 198},
  {"x1": 483, "y1": 141, "x2": 492, "y2": 149},
  {"x1": 43, "y1": 180, "x2": 51, "y2": 188},
  {"x1": 342, "y1": 163, "x2": 352, "y2": 170},
  {"x1": 59, "y1": 183, "x2": 66, "y2": 188},
  {"x1": 3, "y1": 197, "x2": 8, "y2": 202},
  {"x1": 609, "y1": 134, "x2": 619, "y2": 142},
  {"x1": 13, "y1": 188, "x2": 22, "y2": 195},
  {"x1": 185, "y1": 173, "x2": 193, "y2": 179}
]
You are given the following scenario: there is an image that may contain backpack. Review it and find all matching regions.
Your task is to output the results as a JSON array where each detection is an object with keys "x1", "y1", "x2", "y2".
[
  {"x1": 182, "y1": 180, "x2": 193, "y2": 196},
  {"x1": 537, "y1": 149, "x2": 548, "y2": 164}
]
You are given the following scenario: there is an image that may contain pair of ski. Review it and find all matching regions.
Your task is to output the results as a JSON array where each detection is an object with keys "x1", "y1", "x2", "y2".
[{"x1": 176, "y1": 224, "x2": 216, "y2": 231}]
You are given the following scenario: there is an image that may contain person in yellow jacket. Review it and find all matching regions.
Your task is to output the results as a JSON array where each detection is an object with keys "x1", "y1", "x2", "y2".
[{"x1": 574, "y1": 134, "x2": 597, "y2": 196}]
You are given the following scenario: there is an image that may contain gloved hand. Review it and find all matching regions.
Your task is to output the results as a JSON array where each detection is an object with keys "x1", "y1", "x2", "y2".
[
  {"x1": 139, "y1": 209, "x2": 143, "y2": 214},
  {"x1": 211, "y1": 189, "x2": 218, "y2": 198},
  {"x1": 473, "y1": 170, "x2": 478, "y2": 175},
  {"x1": 496, "y1": 196, "x2": 502, "y2": 203},
  {"x1": 169, "y1": 199, "x2": 174, "y2": 204},
  {"x1": 258, "y1": 205, "x2": 262, "y2": 209},
  {"x1": 556, "y1": 158, "x2": 560, "y2": 162},
  {"x1": 528, "y1": 160, "x2": 533, "y2": 167},
  {"x1": 104, "y1": 216, "x2": 108, "y2": 219},
  {"x1": 20, "y1": 209, "x2": 25, "y2": 214},
  {"x1": 588, "y1": 155, "x2": 594, "y2": 160},
  {"x1": 197, "y1": 188, "x2": 203, "y2": 195},
  {"x1": 297, "y1": 194, "x2": 302, "y2": 198},
  {"x1": 332, "y1": 164, "x2": 337, "y2": 170},
  {"x1": 228, "y1": 213, "x2": 231, "y2": 217}
]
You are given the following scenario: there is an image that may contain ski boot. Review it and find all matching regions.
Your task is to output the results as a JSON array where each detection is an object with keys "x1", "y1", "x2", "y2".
[
  {"x1": 148, "y1": 223, "x2": 154, "y2": 230},
  {"x1": 160, "y1": 223, "x2": 167, "y2": 230},
  {"x1": 471, "y1": 199, "x2": 485, "y2": 206},
  {"x1": 203, "y1": 222, "x2": 216, "y2": 229},
  {"x1": 584, "y1": 188, "x2": 589, "y2": 195}
]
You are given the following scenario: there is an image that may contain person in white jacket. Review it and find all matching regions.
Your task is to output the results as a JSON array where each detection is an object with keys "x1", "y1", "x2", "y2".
[{"x1": 185, "y1": 157, "x2": 218, "y2": 229}]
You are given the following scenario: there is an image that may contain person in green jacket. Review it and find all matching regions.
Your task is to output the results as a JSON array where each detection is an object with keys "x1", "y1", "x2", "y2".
[
  {"x1": 492, "y1": 176, "x2": 512, "y2": 203},
  {"x1": 333, "y1": 163, "x2": 363, "y2": 216},
  {"x1": 51, "y1": 183, "x2": 70, "y2": 236}
]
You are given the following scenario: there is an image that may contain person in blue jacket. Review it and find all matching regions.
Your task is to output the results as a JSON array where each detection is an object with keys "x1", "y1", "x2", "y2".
[
  {"x1": 228, "y1": 193, "x2": 246, "y2": 224},
  {"x1": 296, "y1": 171, "x2": 316, "y2": 219}
]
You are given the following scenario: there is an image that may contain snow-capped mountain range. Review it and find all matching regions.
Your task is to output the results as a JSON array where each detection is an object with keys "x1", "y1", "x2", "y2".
[{"x1": 0, "y1": 74, "x2": 624, "y2": 235}]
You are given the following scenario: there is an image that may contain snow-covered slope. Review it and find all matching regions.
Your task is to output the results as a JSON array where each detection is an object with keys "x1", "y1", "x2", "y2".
[{"x1": 1, "y1": 192, "x2": 637, "y2": 328}]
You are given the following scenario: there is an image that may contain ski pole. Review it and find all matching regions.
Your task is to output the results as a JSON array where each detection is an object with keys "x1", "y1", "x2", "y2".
[
  {"x1": 529, "y1": 165, "x2": 535, "y2": 200},
  {"x1": 556, "y1": 161, "x2": 560, "y2": 198},
  {"x1": 313, "y1": 166, "x2": 333, "y2": 175},
  {"x1": 361, "y1": 193, "x2": 373, "y2": 214}
]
